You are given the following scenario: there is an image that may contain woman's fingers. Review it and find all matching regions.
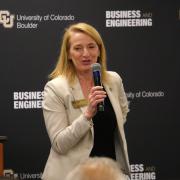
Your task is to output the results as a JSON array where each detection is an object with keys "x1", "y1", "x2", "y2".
[
  {"x1": 84, "y1": 86, "x2": 107, "y2": 119},
  {"x1": 88, "y1": 86, "x2": 106, "y2": 107}
]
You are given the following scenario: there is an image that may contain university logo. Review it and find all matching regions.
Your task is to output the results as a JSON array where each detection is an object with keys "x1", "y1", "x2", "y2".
[{"x1": 0, "y1": 10, "x2": 15, "y2": 28}]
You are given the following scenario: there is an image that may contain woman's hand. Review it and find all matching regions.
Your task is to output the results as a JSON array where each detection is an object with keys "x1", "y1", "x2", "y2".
[{"x1": 84, "y1": 86, "x2": 106, "y2": 120}]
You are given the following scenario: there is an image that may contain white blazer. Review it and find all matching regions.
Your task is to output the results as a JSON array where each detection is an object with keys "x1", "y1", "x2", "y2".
[{"x1": 42, "y1": 71, "x2": 130, "y2": 180}]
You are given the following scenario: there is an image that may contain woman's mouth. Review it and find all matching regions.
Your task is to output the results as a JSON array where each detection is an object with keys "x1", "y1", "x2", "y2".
[{"x1": 82, "y1": 59, "x2": 91, "y2": 65}]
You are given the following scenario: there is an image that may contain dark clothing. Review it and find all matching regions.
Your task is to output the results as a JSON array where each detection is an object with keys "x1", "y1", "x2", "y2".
[{"x1": 90, "y1": 95, "x2": 117, "y2": 160}]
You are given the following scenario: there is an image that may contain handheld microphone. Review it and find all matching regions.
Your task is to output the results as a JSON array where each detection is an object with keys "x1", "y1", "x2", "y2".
[{"x1": 92, "y1": 63, "x2": 104, "y2": 111}]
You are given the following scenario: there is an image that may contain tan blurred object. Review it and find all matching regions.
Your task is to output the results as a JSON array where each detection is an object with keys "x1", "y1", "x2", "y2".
[
  {"x1": 0, "y1": 143, "x2": 3, "y2": 176},
  {"x1": 0, "y1": 136, "x2": 7, "y2": 177}
]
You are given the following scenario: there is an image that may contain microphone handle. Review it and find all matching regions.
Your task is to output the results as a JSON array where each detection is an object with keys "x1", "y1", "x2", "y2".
[
  {"x1": 93, "y1": 71, "x2": 104, "y2": 111},
  {"x1": 98, "y1": 102, "x2": 104, "y2": 111}
]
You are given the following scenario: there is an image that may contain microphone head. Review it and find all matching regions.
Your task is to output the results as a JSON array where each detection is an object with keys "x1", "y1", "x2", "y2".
[{"x1": 92, "y1": 63, "x2": 101, "y2": 72}]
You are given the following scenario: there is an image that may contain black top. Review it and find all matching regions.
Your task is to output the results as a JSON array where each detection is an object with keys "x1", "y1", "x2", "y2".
[{"x1": 90, "y1": 94, "x2": 117, "y2": 160}]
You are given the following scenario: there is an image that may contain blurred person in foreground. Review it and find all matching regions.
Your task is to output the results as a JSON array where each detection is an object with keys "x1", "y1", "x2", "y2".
[
  {"x1": 42, "y1": 22, "x2": 130, "y2": 180},
  {"x1": 65, "y1": 157, "x2": 127, "y2": 180}
]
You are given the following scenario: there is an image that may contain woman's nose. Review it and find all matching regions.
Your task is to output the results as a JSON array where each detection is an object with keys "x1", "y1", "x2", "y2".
[{"x1": 82, "y1": 48, "x2": 90, "y2": 56}]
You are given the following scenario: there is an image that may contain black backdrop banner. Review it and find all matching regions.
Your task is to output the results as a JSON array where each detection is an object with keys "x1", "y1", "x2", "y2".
[{"x1": 0, "y1": 0, "x2": 179, "y2": 179}]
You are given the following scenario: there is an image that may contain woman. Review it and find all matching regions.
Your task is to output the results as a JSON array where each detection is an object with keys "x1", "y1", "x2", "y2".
[{"x1": 42, "y1": 22, "x2": 130, "y2": 180}]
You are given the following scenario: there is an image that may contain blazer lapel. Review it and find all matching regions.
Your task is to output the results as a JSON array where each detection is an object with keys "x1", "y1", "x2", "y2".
[
  {"x1": 103, "y1": 83, "x2": 123, "y2": 125},
  {"x1": 70, "y1": 78, "x2": 88, "y2": 114},
  {"x1": 70, "y1": 79, "x2": 94, "y2": 137},
  {"x1": 104, "y1": 83, "x2": 116, "y2": 112}
]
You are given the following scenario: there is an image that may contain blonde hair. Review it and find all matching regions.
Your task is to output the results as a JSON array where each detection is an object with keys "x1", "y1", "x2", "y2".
[
  {"x1": 65, "y1": 157, "x2": 126, "y2": 180},
  {"x1": 49, "y1": 22, "x2": 108, "y2": 84}
]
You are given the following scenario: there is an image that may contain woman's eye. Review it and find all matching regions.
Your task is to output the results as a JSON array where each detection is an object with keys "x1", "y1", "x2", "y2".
[
  {"x1": 89, "y1": 43, "x2": 98, "y2": 49},
  {"x1": 74, "y1": 47, "x2": 82, "y2": 50},
  {"x1": 89, "y1": 46, "x2": 95, "y2": 49}
]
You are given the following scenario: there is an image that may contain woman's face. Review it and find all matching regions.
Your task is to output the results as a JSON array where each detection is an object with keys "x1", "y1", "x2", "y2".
[{"x1": 68, "y1": 31, "x2": 100, "y2": 74}]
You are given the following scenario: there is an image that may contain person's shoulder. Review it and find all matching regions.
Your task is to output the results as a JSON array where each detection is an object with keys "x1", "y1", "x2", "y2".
[
  {"x1": 45, "y1": 76, "x2": 68, "y2": 89},
  {"x1": 106, "y1": 71, "x2": 122, "y2": 81}
]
